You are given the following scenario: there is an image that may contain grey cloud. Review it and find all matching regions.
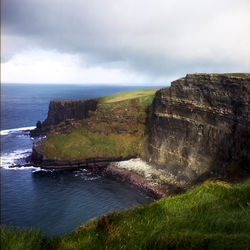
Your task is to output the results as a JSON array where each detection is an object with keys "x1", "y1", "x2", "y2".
[{"x1": 2, "y1": 0, "x2": 250, "y2": 81}]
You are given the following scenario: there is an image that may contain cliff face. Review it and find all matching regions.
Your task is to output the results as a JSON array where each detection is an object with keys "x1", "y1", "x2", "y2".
[
  {"x1": 42, "y1": 98, "x2": 99, "y2": 128},
  {"x1": 146, "y1": 74, "x2": 250, "y2": 187}
]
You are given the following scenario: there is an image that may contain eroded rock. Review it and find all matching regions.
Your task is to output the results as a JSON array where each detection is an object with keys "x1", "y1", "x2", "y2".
[{"x1": 146, "y1": 74, "x2": 250, "y2": 187}]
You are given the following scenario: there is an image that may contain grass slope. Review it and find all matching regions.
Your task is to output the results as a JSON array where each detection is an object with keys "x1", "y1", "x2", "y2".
[
  {"x1": 99, "y1": 89, "x2": 158, "y2": 104},
  {"x1": 40, "y1": 89, "x2": 158, "y2": 160},
  {"x1": 1, "y1": 180, "x2": 250, "y2": 249},
  {"x1": 219, "y1": 73, "x2": 250, "y2": 78}
]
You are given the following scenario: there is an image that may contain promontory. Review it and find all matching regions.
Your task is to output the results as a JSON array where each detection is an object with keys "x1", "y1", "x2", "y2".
[{"x1": 30, "y1": 73, "x2": 250, "y2": 197}]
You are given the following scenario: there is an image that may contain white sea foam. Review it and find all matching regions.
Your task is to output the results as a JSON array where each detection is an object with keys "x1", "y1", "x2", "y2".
[
  {"x1": 32, "y1": 167, "x2": 52, "y2": 173},
  {"x1": 5, "y1": 166, "x2": 36, "y2": 171},
  {"x1": 83, "y1": 176, "x2": 101, "y2": 181},
  {"x1": 74, "y1": 169, "x2": 101, "y2": 181},
  {"x1": 0, "y1": 126, "x2": 36, "y2": 136},
  {"x1": 0, "y1": 149, "x2": 31, "y2": 169}
]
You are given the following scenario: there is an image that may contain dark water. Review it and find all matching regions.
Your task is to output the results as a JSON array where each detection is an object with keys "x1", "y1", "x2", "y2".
[{"x1": 0, "y1": 83, "x2": 159, "y2": 235}]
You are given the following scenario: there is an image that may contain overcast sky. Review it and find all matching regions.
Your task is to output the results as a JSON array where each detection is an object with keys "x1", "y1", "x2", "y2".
[{"x1": 1, "y1": 0, "x2": 250, "y2": 85}]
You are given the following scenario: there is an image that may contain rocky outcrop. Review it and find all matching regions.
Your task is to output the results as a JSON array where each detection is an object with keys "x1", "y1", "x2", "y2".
[
  {"x1": 30, "y1": 98, "x2": 98, "y2": 136},
  {"x1": 43, "y1": 98, "x2": 99, "y2": 127},
  {"x1": 146, "y1": 74, "x2": 250, "y2": 187},
  {"x1": 104, "y1": 159, "x2": 184, "y2": 199}
]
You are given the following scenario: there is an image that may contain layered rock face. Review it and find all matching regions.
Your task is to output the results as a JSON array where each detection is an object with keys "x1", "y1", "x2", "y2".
[
  {"x1": 147, "y1": 74, "x2": 250, "y2": 187},
  {"x1": 42, "y1": 98, "x2": 99, "y2": 128},
  {"x1": 30, "y1": 98, "x2": 99, "y2": 136}
]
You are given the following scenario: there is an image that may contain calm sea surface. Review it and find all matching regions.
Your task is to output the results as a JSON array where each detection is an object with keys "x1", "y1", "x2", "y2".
[{"x1": 0, "y1": 83, "x2": 161, "y2": 235}]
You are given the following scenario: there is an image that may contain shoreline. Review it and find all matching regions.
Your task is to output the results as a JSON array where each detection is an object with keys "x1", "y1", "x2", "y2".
[
  {"x1": 29, "y1": 139, "x2": 175, "y2": 198},
  {"x1": 103, "y1": 164, "x2": 172, "y2": 199},
  {"x1": 103, "y1": 159, "x2": 184, "y2": 199},
  {"x1": 28, "y1": 152, "x2": 184, "y2": 199}
]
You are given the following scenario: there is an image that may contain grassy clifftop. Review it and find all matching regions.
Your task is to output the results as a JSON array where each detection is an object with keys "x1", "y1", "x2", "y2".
[
  {"x1": 39, "y1": 89, "x2": 158, "y2": 160},
  {"x1": 2, "y1": 180, "x2": 250, "y2": 249}
]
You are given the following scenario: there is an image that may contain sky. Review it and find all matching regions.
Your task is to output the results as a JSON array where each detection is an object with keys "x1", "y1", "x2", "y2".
[{"x1": 1, "y1": 0, "x2": 250, "y2": 85}]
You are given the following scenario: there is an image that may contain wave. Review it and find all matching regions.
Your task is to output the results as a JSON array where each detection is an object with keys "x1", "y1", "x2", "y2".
[
  {"x1": 5, "y1": 166, "x2": 39, "y2": 171},
  {"x1": 32, "y1": 168, "x2": 53, "y2": 173},
  {"x1": 1, "y1": 149, "x2": 31, "y2": 168},
  {"x1": 0, "y1": 126, "x2": 36, "y2": 136},
  {"x1": 0, "y1": 148, "x2": 53, "y2": 172},
  {"x1": 74, "y1": 169, "x2": 101, "y2": 181}
]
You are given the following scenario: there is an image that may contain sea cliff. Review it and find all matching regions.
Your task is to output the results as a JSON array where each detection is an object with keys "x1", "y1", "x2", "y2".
[
  {"x1": 31, "y1": 89, "x2": 157, "y2": 165},
  {"x1": 30, "y1": 74, "x2": 250, "y2": 195},
  {"x1": 30, "y1": 98, "x2": 99, "y2": 135},
  {"x1": 146, "y1": 73, "x2": 250, "y2": 187}
]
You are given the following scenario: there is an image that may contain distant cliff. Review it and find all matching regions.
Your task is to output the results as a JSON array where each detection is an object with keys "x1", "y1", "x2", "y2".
[
  {"x1": 31, "y1": 98, "x2": 98, "y2": 135},
  {"x1": 146, "y1": 74, "x2": 250, "y2": 187},
  {"x1": 31, "y1": 89, "x2": 158, "y2": 164},
  {"x1": 43, "y1": 98, "x2": 99, "y2": 127}
]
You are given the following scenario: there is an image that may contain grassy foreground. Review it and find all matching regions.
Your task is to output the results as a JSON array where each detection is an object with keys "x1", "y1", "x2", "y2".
[
  {"x1": 40, "y1": 89, "x2": 158, "y2": 160},
  {"x1": 1, "y1": 180, "x2": 250, "y2": 249}
]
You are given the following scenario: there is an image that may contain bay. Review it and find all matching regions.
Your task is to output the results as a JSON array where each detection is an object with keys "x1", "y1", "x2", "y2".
[{"x1": 0, "y1": 83, "x2": 159, "y2": 235}]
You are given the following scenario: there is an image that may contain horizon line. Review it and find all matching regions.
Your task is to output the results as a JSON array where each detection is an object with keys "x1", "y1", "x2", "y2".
[{"x1": 1, "y1": 82, "x2": 170, "y2": 86}]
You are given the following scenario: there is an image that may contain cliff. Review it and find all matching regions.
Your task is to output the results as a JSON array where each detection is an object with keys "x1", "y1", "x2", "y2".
[
  {"x1": 146, "y1": 73, "x2": 250, "y2": 187},
  {"x1": 30, "y1": 98, "x2": 99, "y2": 136},
  {"x1": 30, "y1": 74, "x2": 250, "y2": 191},
  {"x1": 31, "y1": 89, "x2": 158, "y2": 164},
  {"x1": 43, "y1": 98, "x2": 99, "y2": 126}
]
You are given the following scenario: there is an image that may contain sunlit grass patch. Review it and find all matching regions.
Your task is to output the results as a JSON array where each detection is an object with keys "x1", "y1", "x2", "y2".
[
  {"x1": 100, "y1": 88, "x2": 158, "y2": 104},
  {"x1": 40, "y1": 90, "x2": 155, "y2": 161}
]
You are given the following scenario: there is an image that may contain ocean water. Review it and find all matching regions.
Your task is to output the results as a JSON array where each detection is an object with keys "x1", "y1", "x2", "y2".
[{"x1": 0, "y1": 83, "x2": 159, "y2": 235}]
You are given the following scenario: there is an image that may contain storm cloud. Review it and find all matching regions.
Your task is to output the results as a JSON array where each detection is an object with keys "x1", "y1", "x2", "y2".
[{"x1": 1, "y1": 0, "x2": 250, "y2": 83}]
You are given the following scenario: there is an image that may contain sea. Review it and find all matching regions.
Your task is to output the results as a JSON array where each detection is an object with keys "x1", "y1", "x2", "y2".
[{"x1": 0, "y1": 83, "x2": 162, "y2": 235}]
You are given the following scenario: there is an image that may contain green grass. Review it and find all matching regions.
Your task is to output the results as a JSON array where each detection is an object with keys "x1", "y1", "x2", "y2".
[
  {"x1": 40, "y1": 89, "x2": 158, "y2": 160},
  {"x1": 190, "y1": 73, "x2": 250, "y2": 78},
  {"x1": 219, "y1": 73, "x2": 250, "y2": 78},
  {"x1": 100, "y1": 89, "x2": 158, "y2": 104},
  {"x1": 2, "y1": 180, "x2": 250, "y2": 249},
  {"x1": 0, "y1": 226, "x2": 57, "y2": 250}
]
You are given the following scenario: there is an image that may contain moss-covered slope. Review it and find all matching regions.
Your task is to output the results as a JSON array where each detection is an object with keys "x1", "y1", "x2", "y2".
[{"x1": 38, "y1": 89, "x2": 158, "y2": 161}]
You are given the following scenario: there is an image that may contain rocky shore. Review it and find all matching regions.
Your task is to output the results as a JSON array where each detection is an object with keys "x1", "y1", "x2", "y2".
[{"x1": 104, "y1": 159, "x2": 184, "y2": 198}]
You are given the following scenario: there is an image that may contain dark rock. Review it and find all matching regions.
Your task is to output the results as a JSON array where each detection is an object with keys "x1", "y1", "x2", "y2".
[
  {"x1": 42, "y1": 98, "x2": 99, "y2": 128},
  {"x1": 31, "y1": 140, "x2": 45, "y2": 165},
  {"x1": 146, "y1": 73, "x2": 250, "y2": 187},
  {"x1": 30, "y1": 98, "x2": 99, "y2": 136},
  {"x1": 36, "y1": 120, "x2": 42, "y2": 130}
]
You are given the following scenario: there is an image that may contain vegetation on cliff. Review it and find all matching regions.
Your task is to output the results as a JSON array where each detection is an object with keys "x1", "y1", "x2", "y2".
[
  {"x1": 2, "y1": 179, "x2": 250, "y2": 249},
  {"x1": 39, "y1": 89, "x2": 158, "y2": 160}
]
